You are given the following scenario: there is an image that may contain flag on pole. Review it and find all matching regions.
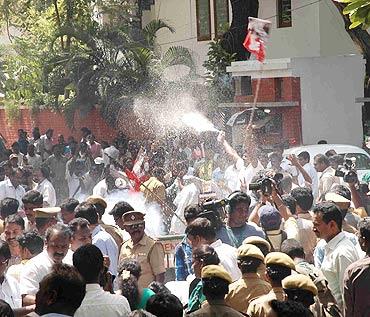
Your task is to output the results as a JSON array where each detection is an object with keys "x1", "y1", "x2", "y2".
[{"x1": 243, "y1": 17, "x2": 272, "y2": 62}]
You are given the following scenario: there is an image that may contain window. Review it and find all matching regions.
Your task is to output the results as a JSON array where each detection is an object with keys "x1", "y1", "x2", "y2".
[
  {"x1": 277, "y1": 0, "x2": 292, "y2": 28},
  {"x1": 213, "y1": 0, "x2": 229, "y2": 38},
  {"x1": 196, "y1": 0, "x2": 211, "y2": 41},
  {"x1": 275, "y1": 78, "x2": 283, "y2": 101}
]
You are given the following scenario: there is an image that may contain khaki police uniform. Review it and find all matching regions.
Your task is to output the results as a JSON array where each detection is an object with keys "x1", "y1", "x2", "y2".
[
  {"x1": 119, "y1": 211, "x2": 165, "y2": 288},
  {"x1": 226, "y1": 244, "x2": 271, "y2": 314},
  {"x1": 247, "y1": 252, "x2": 296, "y2": 317},
  {"x1": 189, "y1": 265, "x2": 244, "y2": 317}
]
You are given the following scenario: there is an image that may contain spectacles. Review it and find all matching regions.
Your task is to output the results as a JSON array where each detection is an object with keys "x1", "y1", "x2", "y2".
[{"x1": 126, "y1": 223, "x2": 144, "y2": 230}]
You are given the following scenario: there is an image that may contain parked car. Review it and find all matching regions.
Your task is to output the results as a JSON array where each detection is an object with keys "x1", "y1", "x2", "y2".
[{"x1": 283, "y1": 144, "x2": 370, "y2": 181}]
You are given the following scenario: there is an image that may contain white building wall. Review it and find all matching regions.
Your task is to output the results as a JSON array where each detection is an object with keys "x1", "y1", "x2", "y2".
[
  {"x1": 318, "y1": 0, "x2": 359, "y2": 56},
  {"x1": 142, "y1": 0, "x2": 358, "y2": 73},
  {"x1": 292, "y1": 55, "x2": 364, "y2": 146}
]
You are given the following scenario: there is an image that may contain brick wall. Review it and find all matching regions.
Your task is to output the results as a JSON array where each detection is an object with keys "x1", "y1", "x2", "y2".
[
  {"x1": 0, "y1": 107, "x2": 149, "y2": 145},
  {"x1": 233, "y1": 77, "x2": 302, "y2": 146}
]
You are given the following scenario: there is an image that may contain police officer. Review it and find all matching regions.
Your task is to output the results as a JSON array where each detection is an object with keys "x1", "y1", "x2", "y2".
[
  {"x1": 247, "y1": 252, "x2": 295, "y2": 317},
  {"x1": 188, "y1": 265, "x2": 244, "y2": 317},
  {"x1": 226, "y1": 244, "x2": 272, "y2": 314},
  {"x1": 119, "y1": 211, "x2": 165, "y2": 288}
]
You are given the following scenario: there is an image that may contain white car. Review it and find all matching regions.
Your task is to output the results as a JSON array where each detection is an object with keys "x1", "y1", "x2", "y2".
[{"x1": 283, "y1": 144, "x2": 370, "y2": 181}]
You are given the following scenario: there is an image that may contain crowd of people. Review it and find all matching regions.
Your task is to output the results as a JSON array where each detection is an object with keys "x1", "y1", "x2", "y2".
[{"x1": 0, "y1": 126, "x2": 368, "y2": 316}]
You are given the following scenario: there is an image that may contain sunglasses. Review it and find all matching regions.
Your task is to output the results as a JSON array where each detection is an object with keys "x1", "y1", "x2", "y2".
[{"x1": 126, "y1": 223, "x2": 144, "y2": 230}]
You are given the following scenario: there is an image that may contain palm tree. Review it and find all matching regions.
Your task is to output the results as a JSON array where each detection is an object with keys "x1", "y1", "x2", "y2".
[{"x1": 44, "y1": 18, "x2": 196, "y2": 127}]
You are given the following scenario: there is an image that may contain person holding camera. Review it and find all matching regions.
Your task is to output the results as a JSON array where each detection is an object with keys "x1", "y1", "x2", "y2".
[
  {"x1": 216, "y1": 192, "x2": 265, "y2": 248},
  {"x1": 313, "y1": 154, "x2": 340, "y2": 202}
]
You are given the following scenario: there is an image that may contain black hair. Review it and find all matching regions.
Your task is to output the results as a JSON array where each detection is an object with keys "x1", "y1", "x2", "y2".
[
  {"x1": 17, "y1": 231, "x2": 44, "y2": 256},
  {"x1": 110, "y1": 201, "x2": 134, "y2": 218},
  {"x1": 185, "y1": 218, "x2": 216, "y2": 242},
  {"x1": 36, "y1": 218, "x2": 53, "y2": 232},
  {"x1": 75, "y1": 203, "x2": 98, "y2": 225},
  {"x1": 266, "y1": 264, "x2": 292, "y2": 283},
  {"x1": 282, "y1": 195, "x2": 297, "y2": 215},
  {"x1": 35, "y1": 166, "x2": 50, "y2": 179},
  {"x1": 35, "y1": 264, "x2": 85, "y2": 316},
  {"x1": 284, "y1": 288, "x2": 315, "y2": 308},
  {"x1": 331, "y1": 184, "x2": 351, "y2": 201},
  {"x1": 45, "y1": 223, "x2": 72, "y2": 242},
  {"x1": 290, "y1": 188, "x2": 313, "y2": 212},
  {"x1": 0, "y1": 198, "x2": 19, "y2": 219},
  {"x1": 148, "y1": 281, "x2": 171, "y2": 295},
  {"x1": 73, "y1": 244, "x2": 103, "y2": 283},
  {"x1": 298, "y1": 151, "x2": 310, "y2": 162},
  {"x1": 328, "y1": 154, "x2": 344, "y2": 166},
  {"x1": 0, "y1": 241, "x2": 11, "y2": 260},
  {"x1": 68, "y1": 218, "x2": 90, "y2": 236},
  {"x1": 359, "y1": 217, "x2": 370, "y2": 243},
  {"x1": 146, "y1": 293, "x2": 183, "y2": 317},
  {"x1": 238, "y1": 256, "x2": 262, "y2": 274},
  {"x1": 312, "y1": 202, "x2": 342, "y2": 231},
  {"x1": 119, "y1": 260, "x2": 142, "y2": 310},
  {"x1": 269, "y1": 300, "x2": 312, "y2": 317},
  {"x1": 202, "y1": 277, "x2": 229, "y2": 300},
  {"x1": 314, "y1": 154, "x2": 329, "y2": 166},
  {"x1": 0, "y1": 299, "x2": 14, "y2": 317},
  {"x1": 183, "y1": 205, "x2": 202, "y2": 223},
  {"x1": 280, "y1": 239, "x2": 305, "y2": 260},
  {"x1": 325, "y1": 150, "x2": 337, "y2": 158},
  {"x1": 60, "y1": 198, "x2": 79, "y2": 213},
  {"x1": 22, "y1": 190, "x2": 43, "y2": 205},
  {"x1": 228, "y1": 191, "x2": 251, "y2": 212},
  {"x1": 192, "y1": 245, "x2": 220, "y2": 266},
  {"x1": 4, "y1": 214, "x2": 25, "y2": 230}
]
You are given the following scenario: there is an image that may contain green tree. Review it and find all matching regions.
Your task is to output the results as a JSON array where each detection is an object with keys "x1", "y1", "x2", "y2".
[{"x1": 0, "y1": 0, "x2": 195, "y2": 127}]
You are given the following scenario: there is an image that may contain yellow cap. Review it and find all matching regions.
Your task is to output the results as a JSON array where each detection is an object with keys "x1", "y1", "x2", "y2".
[
  {"x1": 86, "y1": 195, "x2": 107, "y2": 209},
  {"x1": 282, "y1": 274, "x2": 318, "y2": 296},
  {"x1": 237, "y1": 244, "x2": 264, "y2": 261},
  {"x1": 34, "y1": 207, "x2": 61, "y2": 219},
  {"x1": 265, "y1": 252, "x2": 295, "y2": 270},
  {"x1": 201, "y1": 265, "x2": 232, "y2": 284},
  {"x1": 122, "y1": 211, "x2": 145, "y2": 226},
  {"x1": 242, "y1": 236, "x2": 271, "y2": 252}
]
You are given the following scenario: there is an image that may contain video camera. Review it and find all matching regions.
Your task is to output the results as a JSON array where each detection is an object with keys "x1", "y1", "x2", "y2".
[
  {"x1": 197, "y1": 197, "x2": 228, "y2": 231},
  {"x1": 335, "y1": 158, "x2": 357, "y2": 183},
  {"x1": 249, "y1": 172, "x2": 284, "y2": 196}
]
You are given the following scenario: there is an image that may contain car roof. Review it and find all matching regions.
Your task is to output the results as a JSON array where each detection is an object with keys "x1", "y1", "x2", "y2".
[{"x1": 284, "y1": 144, "x2": 370, "y2": 157}]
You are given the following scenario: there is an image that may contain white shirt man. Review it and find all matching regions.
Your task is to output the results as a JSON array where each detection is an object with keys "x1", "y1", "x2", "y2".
[
  {"x1": 318, "y1": 166, "x2": 340, "y2": 200},
  {"x1": 298, "y1": 163, "x2": 319, "y2": 199},
  {"x1": 0, "y1": 179, "x2": 25, "y2": 207},
  {"x1": 26, "y1": 153, "x2": 42, "y2": 169},
  {"x1": 93, "y1": 179, "x2": 108, "y2": 198},
  {"x1": 92, "y1": 225, "x2": 118, "y2": 277},
  {"x1": 320, "y1": 231, "x2": 361, "y2": 308},
  {"x1": 35, "y1": 178, "x2": 56, "y2": 207},
  {"x1": 235, "y1": 158, "x2": 264, "y2": 191},
  {"x1": 0, "y1": 274, "x2": 22, "y2": 309},
  {"x1": 210, "y1": 239, "x2": 241, "y2": 282},
  {"x1": 74, "y1": 284, "x2": 130, "y2": 317},
  {"x1": 224, "y1": 163, "x2": 240, "y2": 192},
  {"x1": 20, "y1": 249, "x2": 73, "y2": 297}
]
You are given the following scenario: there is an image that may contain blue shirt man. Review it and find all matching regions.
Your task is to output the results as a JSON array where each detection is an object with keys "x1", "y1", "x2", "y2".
[{"x1": 175, "y1": 236, "x2": 193, "y2": 281}]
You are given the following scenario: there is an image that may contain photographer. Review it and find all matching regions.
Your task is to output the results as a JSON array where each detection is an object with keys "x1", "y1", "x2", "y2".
[
  {"x1": 248, "y1": 173, "x2": 291, "y2": 226},
  {"x1": 215, "y1": 191, "x2": 265, "y2": 248}
]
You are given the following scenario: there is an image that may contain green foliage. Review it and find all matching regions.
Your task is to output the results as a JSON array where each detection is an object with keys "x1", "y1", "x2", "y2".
[
  {"x1": 335, "y1": 0, "x2": 370, "y2": 29},
  {"x1": 0, "y1": 0, "x2": 196, "y2": 127},
  {"x1": 203, "y1": 39, "x2": 236, "y2": 108}
]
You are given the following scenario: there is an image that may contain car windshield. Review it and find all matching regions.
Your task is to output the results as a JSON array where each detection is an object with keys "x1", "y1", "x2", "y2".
[{"x1": 342, "y1": 153, "x2": 370, "y2": 170}]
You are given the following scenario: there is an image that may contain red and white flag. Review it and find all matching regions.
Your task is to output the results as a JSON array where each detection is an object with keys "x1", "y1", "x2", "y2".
[{"x1": 243, "y1": 17, "x2": 272, "y2": 62}]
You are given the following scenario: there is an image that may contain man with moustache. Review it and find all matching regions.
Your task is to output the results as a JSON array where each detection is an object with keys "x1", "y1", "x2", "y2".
[
  {"x1": 119, "y1": 211, "x2": 166, "y2": 288},
  {"x1": 20, "y1": 223, "x2": 73, "y2": 306},
  {"x1": 2, "y1": 214, "x2": 24, "y2": 266}
]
